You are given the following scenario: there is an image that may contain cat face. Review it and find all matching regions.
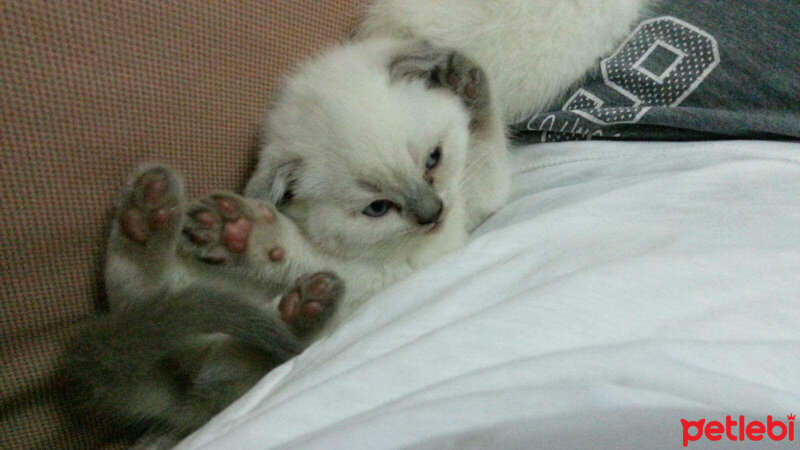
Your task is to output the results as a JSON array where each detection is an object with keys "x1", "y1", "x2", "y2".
[{"x1": 247, "y1": 39, "x2": 471, "y2": 260}]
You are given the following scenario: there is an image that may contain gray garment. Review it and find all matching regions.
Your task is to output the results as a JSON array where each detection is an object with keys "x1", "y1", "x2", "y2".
[{"x1": 512, "y1": 0, "x2": 800, "y2": 143}]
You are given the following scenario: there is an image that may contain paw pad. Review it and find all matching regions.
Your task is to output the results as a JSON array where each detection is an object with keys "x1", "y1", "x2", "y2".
[
  {"x1": 119, "y1": 167, "x2": 182, "y2": 244},
  {"x1": 182, "y1": 193, "x2": 282, "y2": 266},
  {"x1": 279, "y1": 272, "x2": 343, "y2": 335}
]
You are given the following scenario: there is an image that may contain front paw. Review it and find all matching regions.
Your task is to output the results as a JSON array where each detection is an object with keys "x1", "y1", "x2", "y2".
[
  {"x1": 279, "y1": 272, "x2": 344, "y2": 337},
  {"x1": 390, "y1": 41, "x2": 490, "y2": 115},
  {"x1": 180, "y1": 192, "x2": 286, "y2": 266}
]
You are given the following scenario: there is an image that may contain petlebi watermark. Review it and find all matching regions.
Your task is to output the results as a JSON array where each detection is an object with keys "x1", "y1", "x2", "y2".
[{"x1": 681, "y1": 414, "x2": 795, "y2": 447}]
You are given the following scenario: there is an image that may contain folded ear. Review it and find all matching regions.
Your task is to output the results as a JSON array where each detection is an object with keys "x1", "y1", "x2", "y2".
[{"x1": 244, "y1": 149, "x2": 302, "y2": 206}]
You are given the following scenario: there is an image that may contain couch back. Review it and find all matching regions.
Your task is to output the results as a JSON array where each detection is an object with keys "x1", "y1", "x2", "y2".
[{"x1": 0, "y1": 2, "x2": 367, "y2": 447}]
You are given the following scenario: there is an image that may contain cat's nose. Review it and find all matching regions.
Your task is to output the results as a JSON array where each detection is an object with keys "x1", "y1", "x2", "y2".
[
  {"x1": 415, "y1": 198, "x2": 443, "y2": 225},
  {"x1": 406, "y1": 183, "x2": 444, "y2": 226}
]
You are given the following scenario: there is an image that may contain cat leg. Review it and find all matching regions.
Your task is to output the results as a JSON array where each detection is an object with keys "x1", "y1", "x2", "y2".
[
  {"x1": 105, "y1": 164, "x2": 187, "y2": 310},
  {"x1": 389, "y1": 41, "x2": 495, "y2": 132}
]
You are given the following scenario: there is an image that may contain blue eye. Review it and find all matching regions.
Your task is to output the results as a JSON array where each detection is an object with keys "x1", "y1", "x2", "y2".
[
  {"x1": 425, "y1": 146, "x2": 441, "y2": 170},
  {"x1": 363, "y1": 200, "x2": 393, "y2": 218}
]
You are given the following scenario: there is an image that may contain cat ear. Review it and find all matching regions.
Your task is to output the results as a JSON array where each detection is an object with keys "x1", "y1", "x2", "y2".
[{"x1": 245, "y1": 149, "x2": 302, "y2": 206}]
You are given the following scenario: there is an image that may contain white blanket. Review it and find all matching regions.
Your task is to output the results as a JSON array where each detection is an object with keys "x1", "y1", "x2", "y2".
[{"x1": 180, "y1": 140, "x2": 800, "y2": 449}]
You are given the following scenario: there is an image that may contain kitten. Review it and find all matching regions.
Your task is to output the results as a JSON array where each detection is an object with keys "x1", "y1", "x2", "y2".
[
  {"x1": 64, "y1": 1, "x2": 649, "y2": 447},
  {"x1": 242, "y1": 37, "x2": 511, "y2": 329}
]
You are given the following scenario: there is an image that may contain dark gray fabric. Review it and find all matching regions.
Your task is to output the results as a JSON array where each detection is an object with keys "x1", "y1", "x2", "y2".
[{"x1": 513, "y1": 0, "x2": 800, "y2": 143}]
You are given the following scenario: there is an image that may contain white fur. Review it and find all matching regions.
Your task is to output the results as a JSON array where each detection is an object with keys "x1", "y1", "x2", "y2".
[
  {"x1": 357, "y1": 0, "x2": 650, "y2": 123},
  {"x1": 245, "y1": 38, "x2": 510, "y2": 330},
  {"x1": 256, "y1": 39, "x2": 472, "y2": 261}
]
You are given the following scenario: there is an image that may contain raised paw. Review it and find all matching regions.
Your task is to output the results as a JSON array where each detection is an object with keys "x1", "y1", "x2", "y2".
[
  {"x1": 389, "y1": 41, "x2": 490, "y2": 115},
  {"x1": 181, "y1": 192, "x2": 284, "y2": 265},
  {"x1": 431, "y1": 51, "x2": 487, "y2": 107},
  {"x1": 117, "y1": 165, "x2": 184, "y2": 246},
  {"x1": 278, "y1": 272, "x2": 344, "y2": 337}
]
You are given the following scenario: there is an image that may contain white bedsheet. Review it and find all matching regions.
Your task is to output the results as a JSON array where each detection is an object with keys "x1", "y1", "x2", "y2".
[{"x1": 180, "y1": 140, "x2": 800, "y2": 449}]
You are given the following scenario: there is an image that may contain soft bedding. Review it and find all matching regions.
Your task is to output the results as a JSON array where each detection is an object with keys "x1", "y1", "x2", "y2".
[{"x1": 179, "y1": 139, "x2": 800, "y2": 449}]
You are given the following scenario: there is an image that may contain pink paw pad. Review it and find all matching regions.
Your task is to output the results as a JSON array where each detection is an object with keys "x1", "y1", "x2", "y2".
[
  {"x1": 121, "y1": 210, "x2": 148, "y2": 243},
  {"x1": 120, "y1": 168, "x2": 180, "y2": 244},
  {"x1": 268, "y1": 247, "x2": 286, "y2": 262},
  {"x1": 221, "y1": 217, "x2": 252, "y2": 254},
  {"x1": 217, "y1": 198, "x2": 241, "y2": 221},
  {"x1": 279, "y1": 272, "x2": 343, "y2": 335},
  {"x1": 183, "y1": 194, "x2": 271, "y2": 265},
  {"x1": 143, "y1": 179, "x2": 167, "y2": 205}
]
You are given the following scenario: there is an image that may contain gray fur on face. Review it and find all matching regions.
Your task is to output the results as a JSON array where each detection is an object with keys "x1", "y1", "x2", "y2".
[{"x1": 404, "y1": 181, "x2": 444, "y2": 225}]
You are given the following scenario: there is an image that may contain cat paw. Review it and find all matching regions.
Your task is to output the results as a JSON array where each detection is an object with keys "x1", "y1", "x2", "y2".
[
  {"x1": 279, "y1": 272, "x2": 344, "y2": 336},
  {"x1": 390, "y1": 41, "x2": 490, "y2": 114},
  {"x1": 181, "y1": 192, "x2": 285, "y2": 265},
  {"x1": 117, "y1": 165, "x2": 184, "y2": 246},
  {"x1": 433, "y1": 51, "x2": 488, "y2": 108}
]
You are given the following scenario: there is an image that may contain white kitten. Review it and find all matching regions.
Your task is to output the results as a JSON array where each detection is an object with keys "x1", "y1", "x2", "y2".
[{"x1": 243, "y1": 37, "x2": 510, "y2": 326}]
